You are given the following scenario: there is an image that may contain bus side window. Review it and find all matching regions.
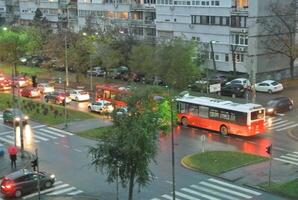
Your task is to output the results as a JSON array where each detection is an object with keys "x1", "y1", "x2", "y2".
[
  {"x1": 209, "y1": 108, "x2": 219, "y2": 118},
  {"x1": 235, "y1": 112, "x2": 247, "y2": 125},
  {"x1": 199, "y1": 106, "x2": 209, "y2": 118},
  {"x1": 179, "y1": 102, "x2": 187, "y2": 113},
  {"x1": 189, "y1": 104, "x2": 199, "y2": 116},
  {"x1": 220, "y1": 110, "x2": 229, "y2": 120}
]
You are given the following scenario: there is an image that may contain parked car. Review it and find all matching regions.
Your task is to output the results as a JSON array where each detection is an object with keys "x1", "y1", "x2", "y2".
[
  {"x1": 88, "y1": 100, "x2": 114, "y2": 114},
  {"x1": 37, "y1": 83, "x2": 55, "y2": 94},
  {"x1": 20, "y1": 87, "x2": 41, "y2": 98},
  {"x1": 225, "y1": 78, "x2": 251, "y2": 89},
  {"x1": 107, "y1": 66, "x2": 129, "y2": 80},
  {"x1": 220, "y1": 84, "x2": 246, "y2": 98},
  {"x1": 265, "y1": 96, "x2": 294, "y2": 115},
  {"x1": 12, "y1": 76, "x2": 32, "y2": 88},
  {"x1": 44, "y1": 91, "x2": 71, "y2": 105},
  {"x1": 0, "y1": 169, "x2": 55, "y2": 197},
  {"x1": 0, "y1": 79, "x2": 12, "y2": 91},
  {"x1": 255, "y1": 80, "x2": 283, "y2": 94},
  {"x1": 86, "y1": 66, "x2": 106, "y2": 77},
  {"x1": 209, "y1": 74, "x2": 229, "y2": 86},
  {"x1": 69, "y1": 89, "x2": 90, "y2": 101},
  {"x1": 0, "y1": 73, "x2": 5, "y2": 81},
  {"x1": 2, "y1": 108, "x2": 29, "y2": 125}
]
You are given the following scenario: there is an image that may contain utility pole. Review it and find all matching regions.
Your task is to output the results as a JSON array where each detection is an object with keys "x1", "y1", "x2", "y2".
[
  {"x1": 64, "y1": 5, "x2": 69, "y2": 129},
  {"x1": 35, "y1": 149, "x2": 41, "y2": 200},
  {"x1": 210, "y1": 41, "x2": 217, "y2": 72}
]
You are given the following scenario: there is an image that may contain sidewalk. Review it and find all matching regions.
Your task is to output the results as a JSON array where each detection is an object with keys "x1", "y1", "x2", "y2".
[{"x1": 0, "y1": 149, "x2": 32, "y2": 179}]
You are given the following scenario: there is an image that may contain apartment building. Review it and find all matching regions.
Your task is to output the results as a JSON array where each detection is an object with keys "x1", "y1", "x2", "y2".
[
  {"x1": 77, "y1": 0, "x2": 156, "y2": 40},
  {"x1": 155, "y1": 0, "x2": 295, "y2": 80}
]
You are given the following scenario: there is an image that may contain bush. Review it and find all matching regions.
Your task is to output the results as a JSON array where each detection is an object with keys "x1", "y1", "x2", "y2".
[{"x1": 43, "y1": 108, "x2": 49, "y2": 115}]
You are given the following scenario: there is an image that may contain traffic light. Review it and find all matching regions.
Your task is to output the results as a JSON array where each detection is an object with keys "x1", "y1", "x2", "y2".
[
  {"x1": 31, "y1": 158, "x2": 38, "y2": 171},
  {"x1": 266, "y1": 144, "x2": 272, "y2": 155}
]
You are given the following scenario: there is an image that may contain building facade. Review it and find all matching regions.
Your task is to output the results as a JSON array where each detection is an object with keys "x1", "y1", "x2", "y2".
[{"x1": 2, "y1": 0, "x2": 296, "y2": 80}]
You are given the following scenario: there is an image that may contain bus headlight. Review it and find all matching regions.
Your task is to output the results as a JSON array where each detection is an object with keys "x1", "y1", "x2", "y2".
[
  {"x1": 14, "y1": 117, "x2": 20, "y2": 121},
  {"x1": 24, "y1": 115, "x2": 29, "y2": 120}
]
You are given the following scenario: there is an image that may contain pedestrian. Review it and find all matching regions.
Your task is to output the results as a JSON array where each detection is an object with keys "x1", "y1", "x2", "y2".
[
  {"x1": 7, "y1": 145, "x2": 18, "y2": 170},
  {"x1": 10, "y1": 154, "x2": 17, "y2": 169}
]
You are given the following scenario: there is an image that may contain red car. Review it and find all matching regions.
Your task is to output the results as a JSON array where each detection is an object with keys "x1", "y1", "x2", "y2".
[
  {"x1": 13, "y1": 76, "x2": 32, "y2": 88},
  {"x1": 20, "y1": 87, "x2": 41, "y2": 98},
  {"x1": 0, "y1": 73, "x2": 5, "y2": 81},
  {"x1": 0, "y1": 79, "x2": 12, "y2": 91}
]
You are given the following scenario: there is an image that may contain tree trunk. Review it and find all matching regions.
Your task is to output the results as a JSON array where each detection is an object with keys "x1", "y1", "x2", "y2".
[
  {"x1": 232, "y1": 51, "x2": 236, "y2": 77},
  {"x1": 290, "y1": 58, "x2": 294, "y2": 78},
  {"x1": 128, "y1": 167, "x2": 136, "y2": 200}
]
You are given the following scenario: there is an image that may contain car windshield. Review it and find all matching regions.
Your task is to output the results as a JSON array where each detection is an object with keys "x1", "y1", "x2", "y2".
[
  {"x1": 267, "y1": 100, "x2": 278, "y2": 107},
  {"x1": 231, "y1": 80, "x2": 241, "y2": 84},
  {"x1": 79, "y1": 91, "x2": 87, "y2": 95},
  {"x1": 270, "y1": 81, "x2": 279, "y2": 86}
]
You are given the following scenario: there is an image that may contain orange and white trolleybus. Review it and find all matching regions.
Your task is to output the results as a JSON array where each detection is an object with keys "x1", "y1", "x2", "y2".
[{"x1": 176, "y1": 94, "x2": 265, "y2": 136}]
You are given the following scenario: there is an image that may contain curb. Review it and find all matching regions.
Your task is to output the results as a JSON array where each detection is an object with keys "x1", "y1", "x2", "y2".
[{"x1": 288, "y1": 128, "x2": 298, "y2": 141}]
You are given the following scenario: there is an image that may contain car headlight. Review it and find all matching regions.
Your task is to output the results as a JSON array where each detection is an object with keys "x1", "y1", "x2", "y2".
[
  {"x1": 24, "y1": 115, "x2": 29, "y2": 120},
  {"x1": 50, "y1": 174, "x2": 55, "y2": 179},
  {"x1": 14, "y1": 117, "x2": 20, "y2": 121},
  {"x1": 267, "y1": 108, "x2": 274, "y2": 113}
]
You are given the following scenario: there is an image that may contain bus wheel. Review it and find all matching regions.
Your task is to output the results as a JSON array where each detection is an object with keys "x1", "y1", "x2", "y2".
[
  {"x1": 220, "y1": 125, "x2": 228, "y2": 136},
  {"x1": 181, "y1": 117, "x2": 188, "y2": 127}
]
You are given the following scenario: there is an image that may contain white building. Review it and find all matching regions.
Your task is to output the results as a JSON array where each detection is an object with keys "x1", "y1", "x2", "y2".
[{"x1": 155, "y1": 0, "x2": 295, "y2": 80}]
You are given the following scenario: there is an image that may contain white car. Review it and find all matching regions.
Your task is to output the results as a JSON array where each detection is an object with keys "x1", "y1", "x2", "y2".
[
  {"x1": 69, "y1": 89, "x2": 90, "y2": 101},
  {"x1": 225, "y1": 78, "x2": 251, "y2": 89},
  {"x1": 255, "y1": 80, "x2": 283, "y2": 94},
  {"x1": 37, "y1": 83, "x2": 55, "y2": 94},
  {"x1": 88, "y1": 100, "x2": 114, "y2": 114}
]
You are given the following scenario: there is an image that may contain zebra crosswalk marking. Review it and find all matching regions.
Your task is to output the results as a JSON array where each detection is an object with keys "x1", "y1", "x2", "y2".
[
  {"x1": 275, "y1": 123, "x2": 298, "y2": 131},
  {"x1": 269, "y1": 121, "x2": 295, "y2": 130},
  {"x1": 161, "y1": 194, "x2": 181, "y2": 200},
  {"x1": 37, "y1": 129, "x2": 65, "y2": 137},
  {"x1": 34, "y1": 130, "x2": 57, "y2": 139},
  {"x1": 176, "y1": 191, "x2": 201, "y2": 200},
  {"x1": 208, "y1": 178, "x2": 261, "y2": 195},
  {"x1": 286, "y1": 153, "x2": 298, "y2": 158},
  {"x1": 47, "y1": 127, "x2": 74, "y2": 136},
  {"x1": 266, "y1": 119, "x2": 286, "y2": 127},
  {"x1": 31, "y1": 125, "x2": 47, "y2": 129},
  {"x1": 190, "y1": 185, "x2": 240, "y2": 200},
  {"x1": 199, "y1": 182, "x2": 252, "y2": 199},
  {"x1": 280, "y1": 155, "x2": 298, "y2": 162},
  {"x1": 0, "y1": 137, "x2": 14, "y2": 144},
  {"x1": 22, "y1": 184, "x2": 69, "y2": 199},
  {"x1": 5, "y1": 135, "x2": 40, "y2": 143},
  {"x1": 274, "y1": 158, "x2": 298, "y2": 166},
  {"x1": 181, "y1": 187, "x2": 220, "y2": 200},
  {"x1": 32, "y1": 134, "x2": 49, "y2": 141},
  {"x1": 47, "y1": 186, "x2": 76, "y2": 195},
  {"x1": 67, "y1": 190, "x2": 83, "y2": 195},
  {"x1": 150, "y1": 198, "x2": 161, "y2": 200}
]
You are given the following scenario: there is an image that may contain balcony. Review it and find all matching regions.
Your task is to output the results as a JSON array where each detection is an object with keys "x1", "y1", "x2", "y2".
[
  {"x1": 230, "y1": 6, "x2": 248, "y2": 15},
  {"x1": 130, "y1": 3, "x2": 155, "y2": 11}
]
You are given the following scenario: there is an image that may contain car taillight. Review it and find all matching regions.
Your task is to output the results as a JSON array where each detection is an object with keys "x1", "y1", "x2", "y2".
[
  {"x1": 59, "y1": 96, "x2": 64, "y2": 100},
  {"x1": 1, "y1": 181, "x2": 14, "y2": 191}
]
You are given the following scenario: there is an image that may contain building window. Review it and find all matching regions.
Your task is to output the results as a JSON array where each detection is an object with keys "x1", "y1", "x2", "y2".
[
  {"x1": 225, "y1": 54, "x2": 229, "y2": 62},
  {"x1": 232, "y1": 34, "x2": 248, "y2": 45},
  {"x1": 236, "y1": 54, "x2": 244, "y2": 63},
  {"x1": 215, "y1": 54, "x2": 220, "y2": 61}
]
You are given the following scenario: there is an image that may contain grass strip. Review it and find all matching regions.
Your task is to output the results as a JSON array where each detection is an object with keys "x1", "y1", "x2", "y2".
[
  {"x1": 182, "y1": 151, "x2": 268, "y2": 175},
  {"x1": 261, "y1": 178, "x2": 298, "y2": 200},
  {"x1": 77, "y1": 126, "x2": 115, "y2": 140},
  {"x1": 0, "y1": 93, "x2": 94, "y2": 125}
]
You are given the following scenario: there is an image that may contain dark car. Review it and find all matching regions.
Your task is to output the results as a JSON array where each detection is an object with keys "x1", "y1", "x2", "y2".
[
  {"x1": 266, "y1": 96, "x2": 294, "y2": 115},
  {"x1": 2, "y1": 108, "x2": 29, "y2": 125},
  {"x1": 0, "y1": 169, "x2": 55, "y2": 197},
  {"x1": 44, "y1": 91, "x2": 72, "y2": 105},
  {"x1": 220, "y1": 84, "x2": 246, "y2": 98}
]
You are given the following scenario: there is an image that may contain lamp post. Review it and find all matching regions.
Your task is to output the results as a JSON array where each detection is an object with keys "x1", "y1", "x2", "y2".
[
  {"x1": 167, "y1": 85, "x2": 176, "y2": 200},
  {"x1": 209, "y1": 40, "x2": 217, "y2": 72},
  {"x1": 82, "y1": 32, "x2": 93, "y2": 92}
]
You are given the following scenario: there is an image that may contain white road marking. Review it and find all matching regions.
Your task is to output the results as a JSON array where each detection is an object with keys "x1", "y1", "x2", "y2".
[
  {"x1": 67, "y1": 190, "x2": 83, "y2": 195},
  {"x1": 269, "y1": 121, "x2": 295, "y2": 130},
  {"x1": 73, "y1": 149, "x2": 82, "y2": 153},
  {"x1": 182, "y1": 187, "x2": 221, "y2": 200},
  {"x1": 38, "y1": 129, "x2": 65, "y2": 137},
  {"x1": 199, "y1": 182, "x2": 252, "y2": 198},
  {"x1": 34, "y1": 130, "x2": 57, "y2": 139},
  {"x1": 274, "y1": 158, "x2": 298, "y2": 166},
  {"x1": 0, "y1": 123, "x2": 13, "y2": 129},
  {"x1": 208, "y1": 178, "x2": 262, "y2": 195},
  {"x1": 161, "y1": 194, "x2": 181, "y2": 200},
  {"x1": 150, "y1": 198, "x2": 161, "y2": 200},
  {"x1": 22, "y1": 184, "x2": 69, "y2": 199},
  {"x1": 47, "y1": 127, "x2": 74, "y2": 135},
  {"x1": 286, "y1": 153, "x2": 298, "y2": 158},
  {"x1": 275, "y1": 123, "x2": 298, "y2": 131},
  {"x1": 63, "y1": 145, "x2": 70, "y2": 148},
  {"x1": 47, "y1": 186, "x2": 76, "y2": 195},
  {"x1": 176, "y1": 191, "x2": 201, "y2": 200},
  {"x1": 0, "y1": 130, "x2": 13, "y2": 136},
  {"x1": 6, "y1": 135, "x2": 40, "y2": 143},
  {"x1": 0, "y1": 137, "x2": 14, "y2": 144},
  {"x1": 280, "y1": 155, "x2": 298, "y2": 162},
  {"x1": 32, "y1": 134, "x2": 49, "y2": 141},
  {"x1": 190, "y1": 185, "x2": 240, "y2": 200},
  {"x1": 31, "y1": 125, "x2": 47, "y2": 129}
]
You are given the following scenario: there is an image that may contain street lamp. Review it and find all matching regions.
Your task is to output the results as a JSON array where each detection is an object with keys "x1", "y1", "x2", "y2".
[
  {"x1": 209, "y1": 40, "x2": 217, "y2": 72},
  {"x1": 166, "y1": 85, "x2": 176, "y2": 200},
  {"x1": 82, "y1": 32, "x2": 93, "y2": 92}
]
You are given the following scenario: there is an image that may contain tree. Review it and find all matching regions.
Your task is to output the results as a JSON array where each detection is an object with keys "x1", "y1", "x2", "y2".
[
  {"x1": 260, "y1": 0, "x2": 298, "y2": 78},
  {"x1": 156, "y1": 38, "x2": 201, "y2": 89},
  {"x1": 33, "y1": 8, "x2": 43, "y2": 22},
  {"x1": 89, "y1": 88, "x2": 169, "y2": 200},
  {"x1": 231, "y1": 44, "x2": 239, "y2": 76},
  {"x1": 128, "y1": 43, "x2": 157, "y2": 78}
]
